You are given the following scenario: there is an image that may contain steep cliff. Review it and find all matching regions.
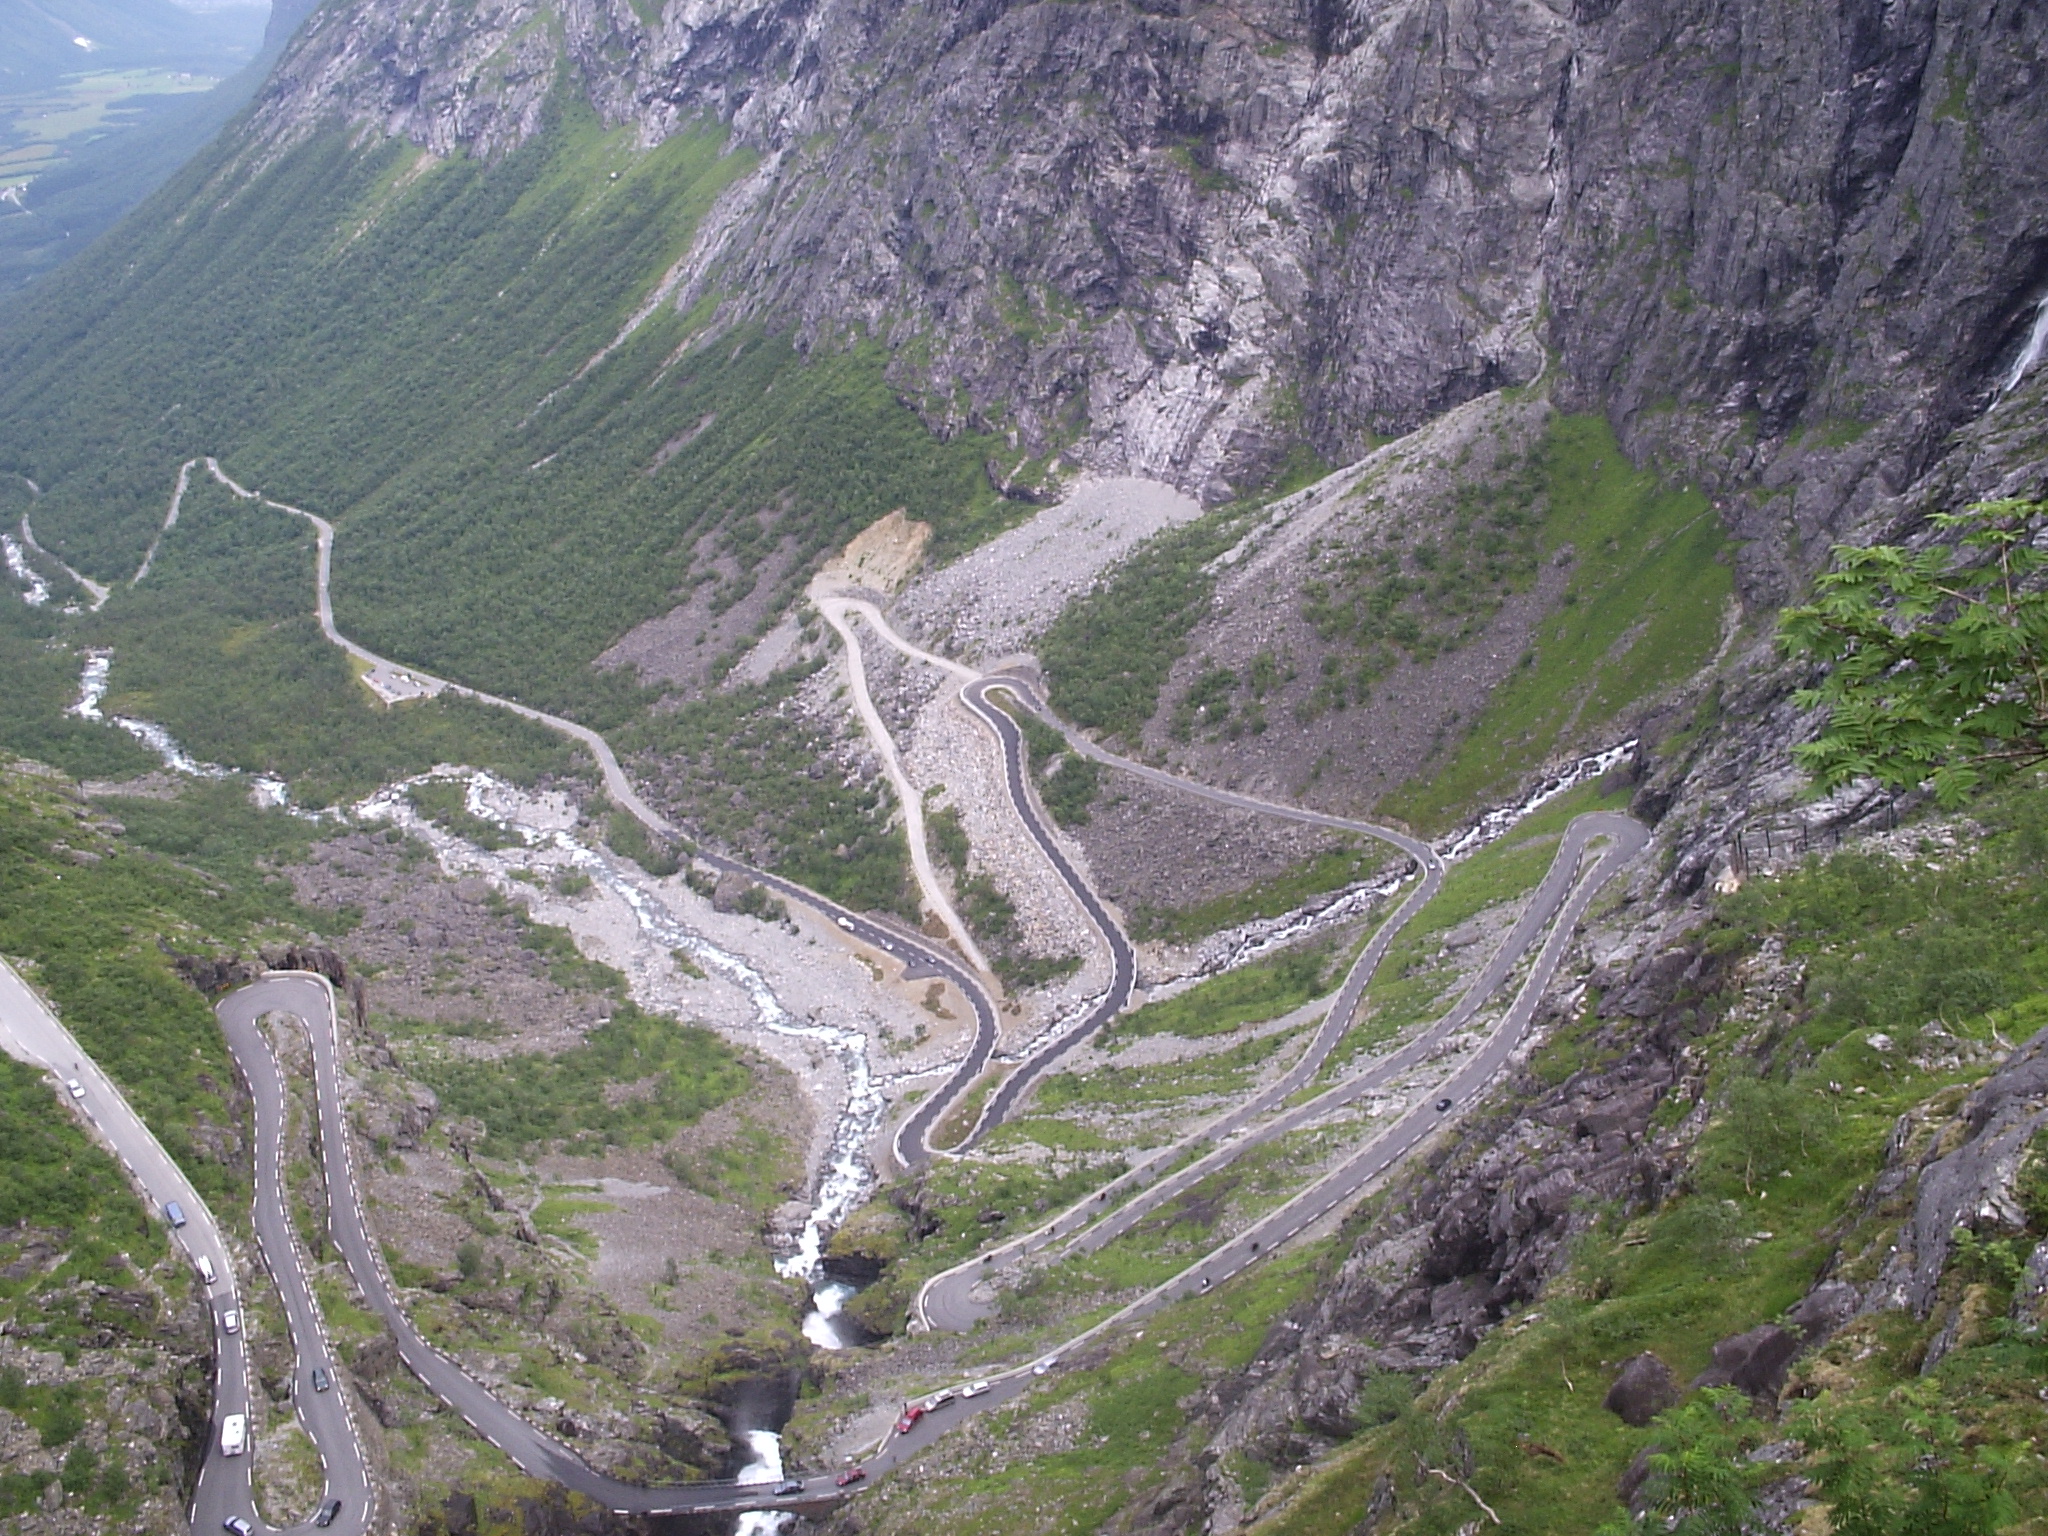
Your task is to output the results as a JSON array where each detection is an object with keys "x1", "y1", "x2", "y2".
[{"x1": 232, "y1": 0, "x2": 2047, "y2": 559}]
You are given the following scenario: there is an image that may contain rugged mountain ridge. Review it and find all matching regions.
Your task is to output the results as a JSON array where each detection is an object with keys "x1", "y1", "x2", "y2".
[{"x1": 240, "y1": 0, "x2": 2046, "y2": 596}]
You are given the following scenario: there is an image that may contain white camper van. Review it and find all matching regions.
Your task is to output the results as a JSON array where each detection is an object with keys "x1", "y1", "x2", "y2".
[{"x1": 220, "y1": 1413, "x2": 247, "y2": 1457}]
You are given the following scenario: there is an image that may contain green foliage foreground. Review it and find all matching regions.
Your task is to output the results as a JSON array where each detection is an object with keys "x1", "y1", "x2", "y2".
[
  {"x1": 1241, "y1": 777, "x2": 2048, "y2": 1536},
  {"x1": 1781, "y1": 497, "x2": 2048, "y2": 805}
]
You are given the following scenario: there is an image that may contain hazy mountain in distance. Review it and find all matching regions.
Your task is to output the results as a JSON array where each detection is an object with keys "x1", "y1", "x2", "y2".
[
  {"x1": 0, "y1": 0, "x2": 299, "y2": 290},
  {"x1": 0, "y1": 0, "x2": 266, "y2": 92}
]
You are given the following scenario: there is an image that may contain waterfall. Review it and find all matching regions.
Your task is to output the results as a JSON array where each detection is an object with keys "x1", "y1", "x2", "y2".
[
  {"x1": 732, "y1": 1430, "x2": 794, "y2": 1536},
  {"x1": 801, "y1": 1280, "x2": 859, "y2": 1350},
  {"x1": 2001, "y1": 293, "x2": 2048, "y2": 398}
]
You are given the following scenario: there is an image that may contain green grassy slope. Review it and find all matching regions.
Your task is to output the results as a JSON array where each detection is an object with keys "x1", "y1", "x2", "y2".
[
  {"x1": 840, "y1": 781, "x2": 2048, "y2": 1536},
  {"x1": 1382, "y1": 414, "x2": 1731, "y2": 830},
  {"x1": 0, "y1": 89, "x2": 1011, "y2": 723},
  {"x1": 0, "y1": 756, "x2": 355, "y2": 1212},
  {"x1": 0, "y1": 1048, "x2": 187, "y2": 1524},
  {"x1": 1253, "y1": 785, "x2": 2048, "y2": 1535}
]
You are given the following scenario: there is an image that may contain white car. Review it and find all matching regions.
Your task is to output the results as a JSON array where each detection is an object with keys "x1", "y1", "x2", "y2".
[
  {"x1": 961, "y1": 1380, "x2": 991, "y2": 1398},
  {"x1": 836, "y1": 916, "x2": 855, "y2": 931},
  {"x1": 1032, "y1": 1356, "x2": 1059, "y2": 1376},
  {"x1": 64, "y1": 1079, "x2": 85, "y2": 1100},
  {"x1": 222, "y1": 1309, "x2": 241, "y2": 1335}
]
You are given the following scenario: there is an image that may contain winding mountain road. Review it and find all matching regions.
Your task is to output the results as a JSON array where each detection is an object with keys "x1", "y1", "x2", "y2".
[
  {"x1": 916, "y1": 811, "x2": 1645, "y2": 1333},
  {"x1": 50, "y1": 460, "x2": 1650, "y2": 1526},
  {"x1": 198, "y1": 463, "x2": 1009, "y2": 1174},
  {"x1": 821, "y1": 595, "x2": 1446, "y2": 1162},
  {"x1": 215, "y1": 974, "x2": 846, "y2": 1520},
  {"x1": 0, "y1": 959, "x2": 367, "y2": 1536}
]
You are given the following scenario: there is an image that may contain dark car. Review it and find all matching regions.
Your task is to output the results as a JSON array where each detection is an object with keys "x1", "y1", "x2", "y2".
[
  {"x1": 314, "y1": 1498, "x2": 343, "y2": 1527},
  {"x1": 164, "y1": 1200, "x2": 188, "y2": 1229},
  {"x1": 836, "y1": 1465, "x2": 867, "y2": 1488},
  {"x1": 1434, "y1": 1096, "x2": 1454, "y2": 1111},
  {"x1": 311, "y1": 1366, "x2": 331, "y2": 1393},
  {"x1": 775, "y1": 1478, "x2": 804, "y2": 1496},
  {"x1": 893, "y1": 1403, "x2": 925, "y2": 1435}
]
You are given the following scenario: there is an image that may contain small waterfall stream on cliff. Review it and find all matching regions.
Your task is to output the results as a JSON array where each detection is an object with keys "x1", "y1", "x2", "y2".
[{"x1": 2002, "y1": 293, "x2": 2048, "y2": 398}]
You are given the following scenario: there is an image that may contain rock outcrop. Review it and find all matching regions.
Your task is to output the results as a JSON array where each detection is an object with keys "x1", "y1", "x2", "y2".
[{"x1": 236, "y1": 0, "x2": 2047, "y2": 579}]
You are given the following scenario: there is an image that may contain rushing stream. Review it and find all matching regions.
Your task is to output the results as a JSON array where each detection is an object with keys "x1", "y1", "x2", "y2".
[
  {"x1": 2, "y1": 534, "x2": 50, "y2": 607},
  {"x1": 354, "y1": 770, "x2": 884, "y2": 1521},
  {"x1": 66, "y1": 650, "x2": 295, "y2": 805},
  {"x1": 57, "y1": 634, "x2": 1638, "y2": 1517},
  {"x1": 732, "y1": 1430, "x2": 794, "y2": 1536},
  {"x1": 801, "y1": 1280, "x2": 860, "y2": 1350}
]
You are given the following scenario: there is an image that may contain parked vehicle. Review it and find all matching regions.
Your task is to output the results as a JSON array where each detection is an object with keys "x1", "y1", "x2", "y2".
[
  {"x1": 961, "y1": 1380, "x2": 992, "y2": 1398},
  {"x1": 893, "y1": 1403, "x2": 925, "y2": 1435},
  {"x1": 314, "y1": 1498, "x2": 343, "y2": 1527},
  {"x1": 220, "y1": 1414, "x2": 247, "y2": 1456},
  {"x1": 196, "y1": 1255, "x2": 216, "y2": 1285},
  {"x1": 164, "y1": 1201, "x2": 187, "y2": 1229},
  {"x1": 835, "y1": 1465, "x2": 866, "y2": 1487},
  {"x1": 925, "y1": 1389, "x2": 957, "y2": 1410},
  {"x1": 1032, "y1": 1356, "x2": 1060, "y2": 1376}
]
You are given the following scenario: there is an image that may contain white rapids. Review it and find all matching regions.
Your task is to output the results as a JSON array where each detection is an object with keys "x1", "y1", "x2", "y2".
[
  {"x1": 353, "y1": 770, "x2": 892, "y2": 1296},
  {"x1": 733, "y1": 1429, "x2": 794, "y2": 1536},
  {"x1": 2, "y1": 534, "x2": 50, "y2": 606},
  {"x1": 65, "y1": 649, "x2": 296, "y2": 808},
  {"x1": 801, "y1": 1280, "x2": 860, "y2": 1350},
  {"x1": 352, "y1": 768, "x2": 890, "y2": 1530}
]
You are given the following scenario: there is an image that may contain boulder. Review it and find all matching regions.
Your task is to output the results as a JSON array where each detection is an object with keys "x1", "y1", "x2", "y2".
[
  {"x1": 1604, "y1": 1351, "x2": 1678, "y2": 1427},
  {"x1": 1691, "y1": 1324, "x2": 1801, "y2": 1400},
  {"x1": 441, "y1": 1492, "x2": 479, "y2": 1536},
  {"x1": 1786, "y1": 1280, "x2": 1860, "y2": 1345}
]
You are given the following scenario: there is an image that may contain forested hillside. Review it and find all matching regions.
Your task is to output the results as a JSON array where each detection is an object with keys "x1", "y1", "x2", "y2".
[{"x1": 0, "y1": 94, "x2": 1015, "y2": 720}]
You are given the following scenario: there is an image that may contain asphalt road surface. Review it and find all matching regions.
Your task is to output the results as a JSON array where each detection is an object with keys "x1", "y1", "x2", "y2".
[
  {"x1": 219, "y1": 974, "x2": 841, "y2": 1519},
  {"x1": 115, "y1": 462, "x2": 1651, "y2": 1521},
  {"x1": 950, "y1": 675, "x2": 1139, "y2": 1141},
  {"x1": 0, "y1": 959, "x2": 360, "y2": 1536},
  {"x1": 199, "y1": 461, "x2": 1008, "y2": 1177},
  {"x1": 916, "y1": 811, "x2": 1645, "y2": 1333},
  {"x1": 821, "y1": 600, "x2": 1447, "y2": 1159}
]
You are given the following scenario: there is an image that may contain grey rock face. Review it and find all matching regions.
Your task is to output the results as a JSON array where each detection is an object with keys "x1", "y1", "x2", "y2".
[
  {"x1": 234, "y1": 0, "x2": 2047, "y2": 577},
  {"x1": 1866, "y1": 1022, "x2": 2048, "y2": 1318}
]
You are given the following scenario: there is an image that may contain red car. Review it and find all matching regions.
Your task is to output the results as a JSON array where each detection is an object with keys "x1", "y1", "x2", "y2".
[
  {"x1": 836, "y1": 1465, "x2": 866, "y2": 1488},
  {"x1": 893, "y1": 1403, "x2": 926, "y2": 1435}
]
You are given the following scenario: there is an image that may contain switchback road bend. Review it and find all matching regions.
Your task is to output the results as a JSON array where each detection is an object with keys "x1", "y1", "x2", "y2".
[{"x1": 99, "y1": 459, "x2": 1651, "y2": 1520}]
